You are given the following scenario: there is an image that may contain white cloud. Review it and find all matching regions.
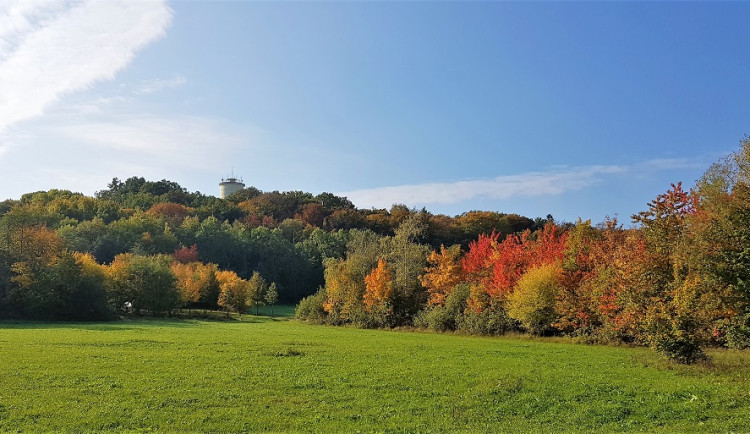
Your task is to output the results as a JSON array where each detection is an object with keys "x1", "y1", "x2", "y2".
[
  {"x1": 134, "y1": 74, "x2": 187, "y2": 95},
  {"x1": 337, "y1": 162, "x2": 700, "y2": 209},
  {"x1": 0, "y1": 0, "x2": 172, "y2": 133},
  {"x1": 0, "y1": 106, "x2": 252, "y2": 197},
  {"x1": 58, "y1": 114, "x2": 244, "y2": 166},
  {"x1": 638, "y1": 157, "x2": 704, "y2": 171}
]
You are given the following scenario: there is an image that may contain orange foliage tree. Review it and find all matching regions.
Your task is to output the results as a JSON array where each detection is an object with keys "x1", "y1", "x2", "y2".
[
  {"x1": 420, "y1": 245, "x2": 463, "y2": 306},
  {"x1": 170, "y1": 261, "x2": 205, "y2": 306},
  {"x1": 364, "y1": 259, "x2": 393, "y2": 310},
  {"x1": 146, "y1": 202, "x2": 192, "y2": 227},
  {"x1": 7, "y1": 225, "x2": 62, "y2": 267}
]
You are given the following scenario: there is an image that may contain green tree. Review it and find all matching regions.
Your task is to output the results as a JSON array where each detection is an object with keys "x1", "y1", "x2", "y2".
[
  {"x1": 249, "y1": 271, "x2": 267, "y2": 315},
  {"x1": 8, "y1": 251, "x2": 111, "y2": 320},
  {"x1": 265, "y1": 282, "x2": 279, "y2": 316},
  {"x1": 106, "y1": 254, "x2": 179, "y2": 315},
  {"x1": 383, "y1": 215, "x2": 429, "y2": 325}
]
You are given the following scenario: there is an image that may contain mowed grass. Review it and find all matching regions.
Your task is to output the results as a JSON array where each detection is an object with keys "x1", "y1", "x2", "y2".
[{"x1": 1, "y1": 317, "x2": 749, "y2": 432}]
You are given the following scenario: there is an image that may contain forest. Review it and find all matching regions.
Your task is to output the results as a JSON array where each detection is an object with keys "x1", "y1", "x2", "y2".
[{"x1": 2, "y1": 138, "x2": 750, "y2": 363}]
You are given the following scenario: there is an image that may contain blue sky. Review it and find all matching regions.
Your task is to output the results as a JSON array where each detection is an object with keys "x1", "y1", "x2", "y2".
[{"x1": 0, "y1": 1, "x2": 747, "y2": 224}]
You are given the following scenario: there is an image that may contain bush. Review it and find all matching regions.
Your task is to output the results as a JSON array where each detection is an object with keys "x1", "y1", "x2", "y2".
[
  {"x1": 726, "y1": 312, "x2": 750, "y2": 349},
  {"x1": 295, "y1": 288, "x2": 328, "y2": 323},
  {"x1": 646, "y1": 314, "x2": 706, "y2": 364},
  {"x1": 653, "y1": 332, "x2": 707, "y2": 364},
  {"x1": 352, "y1": 307, "x2": 390, "y2": 329},
  {"x1": 415, "y1": 284, "x2": 470, "y2": 332},
  {"x1": 457, "y1": 300, "x2": 517, "y2": 335},
  {"x1": 506, "y1": 264, "x2": 561, "y2": 335}
]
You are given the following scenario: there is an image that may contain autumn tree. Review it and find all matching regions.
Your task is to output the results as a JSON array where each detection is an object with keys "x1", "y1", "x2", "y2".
[
  {"x1": 632, "y1": 182, "x2": 708, "y2": 362},
  {"x1": 5, "y1": 225, "x2": 62, "y2": 267},
  {"x1": 554, "y1": 219, "x2": 602, "y2": 334},
  {"x1": 170, "y1": 261, "x2": 204, "y2": 307},
  {"x1": 680, "y1": 137, "x2": 750, "y2": 349},
  {"x1": 173, "y1": 244, "x2": 199, "y2": 263},
  {"x1": 420, "y1": 244, "x2": 463, "y2": 306},
  {"x1": 216, "y1": 269, "x2": 251, "y2": 316},
  {"x1": 462, "y1": 231, "x2": 499, "y2": 295},
  {"x1": 296, "y1": 203, "x2": 326, "y2": 228},
  {"x1": 321, "y1": 229, "x2": 381, "y2": 323},
  {"x1": 9, "y1": 251, "x2": 111, "y2": 320},
  {"x1": 146, "y1": 202, "x2": 192, "y2": 227},
  {"x1": 364, "y1": 259, "x2": 393, "y2": 312},
  {"x1": 322, "y1": 258, "x2": 365, "y2": 323},
  {"x1": 462, "y1": 223, "x2": 567, "y2": 312},
  {"x1": 506, "y1": 263, "x2": 562, "y2": 335}
]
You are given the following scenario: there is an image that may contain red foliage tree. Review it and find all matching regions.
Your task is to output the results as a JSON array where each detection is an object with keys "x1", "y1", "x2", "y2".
[
  {"x1": 296, "y1": 203, "x2": 326, "y2": 228},
  {"x1": 462, "y1": 224, "x2": 568, "y2": 311},
  {"x1": 173, "y1": 244, "x2": 199, "y2": 264}
]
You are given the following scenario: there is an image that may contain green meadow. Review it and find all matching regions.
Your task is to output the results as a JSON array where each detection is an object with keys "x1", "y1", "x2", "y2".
[{"x1": 1, "y1": 315, "x2": 749, "y2": 432}]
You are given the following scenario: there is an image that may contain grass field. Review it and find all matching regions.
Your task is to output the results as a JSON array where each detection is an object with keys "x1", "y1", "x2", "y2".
[{"x1": 1, "y1": 315, "x2": 749, "y2": 432}]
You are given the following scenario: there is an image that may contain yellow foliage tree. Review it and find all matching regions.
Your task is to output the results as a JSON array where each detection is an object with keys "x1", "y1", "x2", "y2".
[
  {"x1": 216, "y1": 269, "x2": 251, "y2": 316},
  {"x1": 322, "y1": 258, "x2": 363, "y2": 320},
  {"x1": 506, "y1": 263, "x2": 562, "y2": 335},
  {"x1": 104, "y1": 253, "x2": 136, "y2": 307},
  {"x1": 73, "y1": 252, "x2": 107, "y2": 282}
]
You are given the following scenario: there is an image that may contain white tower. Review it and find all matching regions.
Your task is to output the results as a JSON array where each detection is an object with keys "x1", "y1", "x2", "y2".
[{"x1": 219, "y1": 174, "x2": 245, "y2": 199}]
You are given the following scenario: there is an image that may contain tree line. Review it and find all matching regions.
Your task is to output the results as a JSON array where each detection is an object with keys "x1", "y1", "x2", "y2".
[
  {"x1": 4, "y1": 137, "x2": 749, "y2": 363},
  {"x1": 0, "y1": 173, "x2": 547, "y2": 320},
  {"x1": 296, "y1": 138, "x2": 750, "y2": 363}
]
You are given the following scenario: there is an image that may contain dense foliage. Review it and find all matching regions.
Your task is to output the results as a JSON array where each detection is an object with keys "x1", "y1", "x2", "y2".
[
  {"x1": 3, "y1": 138, "x2": 750, "y2": 362},
  {"x1": 0, "y1": 176, "x2": 541, "y2": 320},
  {"x1": 296, "y1": 138, "x2": 750, "y2": 363}
]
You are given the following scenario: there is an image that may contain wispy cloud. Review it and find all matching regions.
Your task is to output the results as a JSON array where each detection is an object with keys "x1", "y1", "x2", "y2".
[
  {"x1": 58, "y1": 114, "x2": 243, "y2": 166},
  {"x1": 638, "y1": 157, "x2": 704, "y2": 171},
  {"x1": 0, "y1": 0, "x2": 172, "y2": 133},
  {"x1": 337, "y1": 160, "x2": 704, "y2": 209},
  {"x1": 0, "y1": 104, "x2": 252, "y2": 197},
  {"x1": 135, "y1": 74, "x2": 187, "y2": 95}
]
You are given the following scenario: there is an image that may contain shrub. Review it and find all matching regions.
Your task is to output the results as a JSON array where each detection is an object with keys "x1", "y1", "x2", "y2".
[
  {"x1": 726, "y1": 312, "x2": 750, "y2": 349},
  {"x1": 648, "y1": 315, "x2": 707, "y2": 364},
  {"x1": 352, "y1": 307, "x2": 390, "y2": 329},
  {"x1": 415, "y1": 283, "x2": 470, "y2": 332},
  {"x1": 296, "y1": 288, "x2": 328, "y2": 323},
  {"x1": 653, "y1": 332, "x2": 707, "y2": 364},
  {"x1": 457, "y1": 300, "x2": 517, "y2": 335},
  {"x1": 506, "y1": 264, "x2": 561, "y2": 335}
]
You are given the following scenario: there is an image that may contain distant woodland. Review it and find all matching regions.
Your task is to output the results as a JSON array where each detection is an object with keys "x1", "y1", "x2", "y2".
[{"x1": 2, "y1": 138, "x2": 750, "y2": 363}]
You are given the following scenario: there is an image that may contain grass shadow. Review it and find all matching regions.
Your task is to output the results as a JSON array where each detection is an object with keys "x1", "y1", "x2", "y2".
[{"x1": 0, "y1": 308, "x2": 295, "y2": 331}]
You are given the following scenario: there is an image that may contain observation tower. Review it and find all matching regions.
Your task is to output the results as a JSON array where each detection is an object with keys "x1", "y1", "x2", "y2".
[{"x1": 219, "y1": 173, "x2": 245, "y2": 199}]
